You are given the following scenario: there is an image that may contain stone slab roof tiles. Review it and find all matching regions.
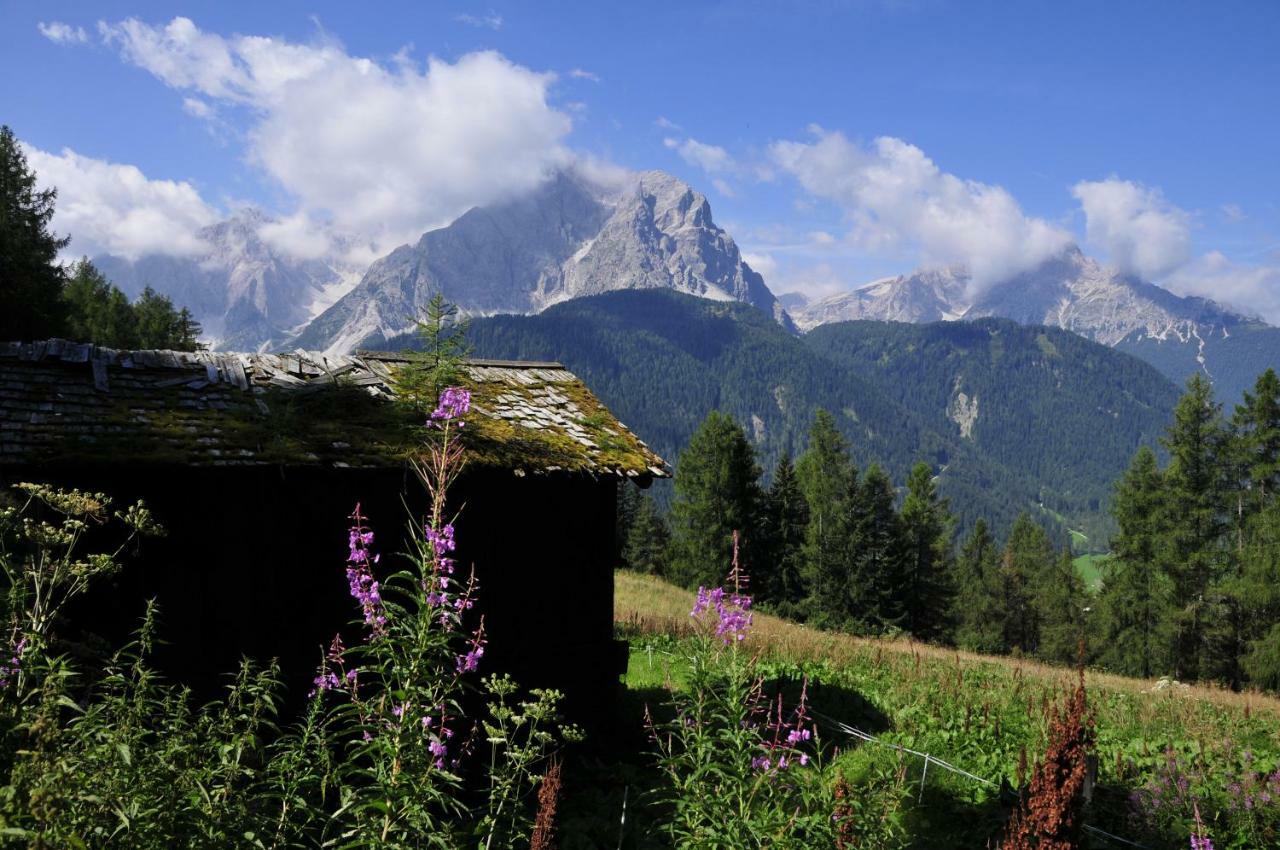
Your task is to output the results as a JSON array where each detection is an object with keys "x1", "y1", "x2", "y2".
[{"x1": 0, "y1": 341, "x2": 668, "y2": 480}]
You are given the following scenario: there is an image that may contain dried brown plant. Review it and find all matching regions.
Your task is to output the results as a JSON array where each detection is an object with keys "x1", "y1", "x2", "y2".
[{"x1": 529, "y1": 760, "x2": 563, "y2": 850}]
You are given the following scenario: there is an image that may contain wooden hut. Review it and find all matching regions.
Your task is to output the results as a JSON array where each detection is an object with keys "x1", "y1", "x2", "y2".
[{"x1": 0, "y1": 339, "x2": 668, "y2": 722}]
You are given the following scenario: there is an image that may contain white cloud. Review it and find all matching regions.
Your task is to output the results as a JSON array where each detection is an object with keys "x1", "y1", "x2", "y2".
[
  {"x1": 741, "y1": 251, "x2": 778, "y2": 279},
  {"x1": 664, "y1": 136, "x2": 734, "y2": 173},
  {"x1": 654, "y1": 116, "x2": 681, "y2": 131},
  {"x1": 453, "y1": 11, "x2": 503, "y2": 30},
  {"x1": 182, "y1": 97, "x2": 214, "y2": 119},
  {"x1": 771, "y1": 129, "x2": 1072, "y2": 289},
  {"x1": 22, "y1": 144, "x2": 217, "y2": 260},
  {"x1": 568, "y1": 68, "x2": 600, "y2": 82},
  {"x1": 1167, "y1": 251, "x2": 1280, "y2": 324},
  {"x1": 1072, "y1": 178, "x2": 1192, "y2": 280},
  {"x1": 1221, "y1": 203, "x2": 1247, "y2": 223},
  {"x1": 97, "y1": 17, "x2": 573, "y2": 254},
  {"x1": 38, "y1": 22, "x2": 88, "y2": 44},
  {"x1": 711, "y1": 178, "x2": 736, "y2": 198}
]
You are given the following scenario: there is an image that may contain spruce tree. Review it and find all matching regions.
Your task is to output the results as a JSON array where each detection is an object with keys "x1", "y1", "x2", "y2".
[
  {"x1": 953, "y1": 519, "x2": 1006, "y2": 653},
  {"x1": 796, "y1": 410, "x2": 855, "y2": 627},
  {"x1": 1233, "y1": 368, "x2": 1280, "y2": 508},
  {"x1": 396, "y1": 294, "x2": 471, "y2": 413},
  {"x1": 759, "y1": 453, "x2": 809, "y2": 613},
  {"x1": 133, "y1": 287, "x2": 202, "y2": 350},
  {"x1": 1001, "y1": 513, "x2": 1054, "y2": 655},
  {"x1": 847, "y1": 464, "x2": 905, "y2": 631},
  {"x1": 898, "y1": 461, "x2": 956, "y2": 642},
  {"x1": 668, "y1": 411, "x2": 763, "y2": 589},
  {"x1": 1097, "y1": 446, "x2": 1172, "y2": 678},
  {"x1": 62, "y1": 258, "x2": 137, "y2": 348},
  {"x1": 1036, "y1": 549, "x2": 1088, "y2": 665},
  {"x1": 0, "y1": 125, "x2": 69, "y2": 340},
  {"x1": 1238, "y1": 502, "x2": 1280, "y2": 689},
  {"x1": 616, "y1": 480, "x2": 641, "y2": 561},
  {"x1": 623, "y1": 493, "x2": 671, "y2": 576},
  {"x1": 1160, "y1": 374, "x2": 1229, "y2": 680}
]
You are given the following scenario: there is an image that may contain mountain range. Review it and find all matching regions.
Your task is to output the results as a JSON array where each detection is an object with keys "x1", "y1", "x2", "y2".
[
  {"x1": 94, "y1": 209, "x2": 359, "y2": 352},
  {"x1": 436, "y1": 289, "x2": 1181, "y2": 548},
  {"x1": 787, "y1": 246, "x2": 1274, "y2": 402},
  {"x1": 290, "y1": 169, "x2": 790, "y2": 353},
  {"x1": 94, "y1": 168, "x2": 1276, "y2": 407}
]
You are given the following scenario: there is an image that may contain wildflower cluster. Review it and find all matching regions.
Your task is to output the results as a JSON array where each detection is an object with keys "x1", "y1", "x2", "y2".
[
  {"x1": 345, "y1": 506, "x2": 386, "y2": 636},
  {"x1": 310, "y1": 634, "x2": 357, "y2": 697},
  {"x1": 430, "y1": 386, "x2": 471, "y2": 426},
  {"x1": 1129, "y1": 742, "x2": 1280, "y2": 848},
  {"x1": 691, "y1": 585, "x2": 753, "y2": 644},
  {"x1": 690, "y1": 530, "x2": 753, "y2": 644},
  {"x1": 0, "y1": 638, "x2": 24, "y2": 689},
  {"x1": 751, "y1": 681, "x2": 815, "y2": 772}
]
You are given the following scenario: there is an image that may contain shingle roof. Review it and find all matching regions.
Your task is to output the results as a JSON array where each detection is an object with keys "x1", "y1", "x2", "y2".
[{"x1": 0, "y1": 340, "x2": 668, "y2": 480}]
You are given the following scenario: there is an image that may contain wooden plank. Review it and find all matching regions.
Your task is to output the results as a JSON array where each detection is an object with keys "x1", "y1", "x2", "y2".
[{"x1": 91, "y1": 359, "x2": 109, "y2": 392}]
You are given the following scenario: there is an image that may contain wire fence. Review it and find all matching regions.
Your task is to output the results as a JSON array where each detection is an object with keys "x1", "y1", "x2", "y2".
[{"x1": 811, "y1": 709, "x2": 1154, "y2": 850}]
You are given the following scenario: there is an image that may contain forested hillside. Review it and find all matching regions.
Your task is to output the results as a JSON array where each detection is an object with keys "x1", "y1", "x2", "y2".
[
  {"x1": 805, "y1": 318, "x2": 1181, "y2": 545},
  {"x1": 441, "y1": 290, "x2": 1180, "y2": 544}
]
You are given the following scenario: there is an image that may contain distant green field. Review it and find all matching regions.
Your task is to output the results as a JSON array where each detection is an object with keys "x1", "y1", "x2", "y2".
[{"x1": 1073, "y1": 552, "x2": 1110, "y2": 592}]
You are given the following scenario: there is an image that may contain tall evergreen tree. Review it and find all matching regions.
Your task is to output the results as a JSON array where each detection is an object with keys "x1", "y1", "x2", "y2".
[
  {"x1": 1237, "y1": 502, "x2": 1280, "y2": 689},
  {"x1": 623, "y1": 493, "x2": 671, "y2": 576},
  {"x1": 133, "y1": 287, "x2": 202, "y2": 350},
  {"x1": 615, "y1": 481, "x2": 642, "y2": 564},
  {"x1": 1036, "y1": 549, "x2": 1088, "y2": 665},
  {"x1": 898, "y1": 461, "x2": 956, "y2": 642},
  {"x1": 796, "y1": 410, "x2": 856, "y2": 627},
  {"x1": 62, "y1": 258, "x2": 138, "y2": 348},
  {"x1": 1001, "y1": 513, "x2": 1054, "y2": 655},
  {"x1": 953, "y1": 519, "x2": 1006, "y2": 653},
  {"x1": 1160, "y1": 374, "x2": 1230, "y2": 680},
  {"x1": 668, "y1": 411, "x2": 763, "y2": 589},
  {"x1": 0, "y1": 125, "x2": 69, "y2": 341},
  {"x1": 847, "y1": 464, "x2": 905, "y2": 631},
  {"x1": 1097, "y1": 446, "x2": 1173, "y2": 678},
  {"x1": 759, "y1": 453, "x2": 809, "y2": 613},
  {"x1": 1232, "y1": 368, "x2": 1280, "y2": 508}
]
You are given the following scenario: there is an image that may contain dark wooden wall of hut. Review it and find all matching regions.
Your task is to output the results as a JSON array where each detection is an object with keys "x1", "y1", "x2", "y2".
[{"x1": 0, "y1": 463, "x2": 622, "y2": 724}]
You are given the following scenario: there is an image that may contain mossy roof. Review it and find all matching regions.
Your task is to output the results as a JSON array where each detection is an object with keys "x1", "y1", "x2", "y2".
[{"x1": 0, "y1": 340, "x2": 668, "y2": 481}]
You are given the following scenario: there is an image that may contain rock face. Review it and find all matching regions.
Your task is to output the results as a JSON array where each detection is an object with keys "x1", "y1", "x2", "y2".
[
  {"x1": 792, "y1": 245, "x2": 1277, "y2": 402},
  {"x1": 292, "y1": 170, "x2": 792, "y2": 353},
  {"x1": 794, "y1": 246, "x2": 1241, "y2": 345},
  {"x1": 95, "y1": 210, "x2": 355, "y2": 352},
  {"x1": 792, "y1": 268, "x2": 968, "y2": 330}
]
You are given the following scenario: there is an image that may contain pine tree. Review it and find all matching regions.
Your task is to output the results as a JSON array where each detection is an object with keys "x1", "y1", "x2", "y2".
[
  {"x1": 623, "y1": 493, "x2": 671, "y2": 576},
  {"x1": 1160, "y1": 374, "x2": 1230, "y2": 680},
  {"x1": 898, "y1": 461, "x2": 956, "y2": 642},
  {"x1": 953, "y1": 519, "x2": 1006, "y2": 653},
  {"x1": 1238, "y1": 502, "x2": 1280, "y2": 689},
  {"x1": 796, "y1": 410, "x2": 856, "y2": 627},
  {"x1": 1233, "y1": 368, "x2": 1280, "y2": 509},
  {"x1": 759, "y1": 453, "x2": 809, "y2": 613},
  {"x1": 1097, "y1": 446, "x2": 1173, "y2": 678},
  {"x1": 62, "y1": 257, "x2": 137, "y2": 348},
  {"x1": 1037, "y1": 549, "x2": 1088, "y2": 666},
  {"x1": 668, "y1": 411, "x2": 763, "y2": 589},
  {"x1": 396, "y1": 294, "x2": 472, "y2": 412},
  {"x1": 0, "y1": 125, "x2": 69, "y2": 341},
  {"x1": 1002, "y1": 513, "x2": 1053, "y2": 655},
  {"x1": 847, "y1": 464, "x2": 905, "y2": 631},
  {"x1": 616, "y1": 481, "x2": 641, "y2": 561}
]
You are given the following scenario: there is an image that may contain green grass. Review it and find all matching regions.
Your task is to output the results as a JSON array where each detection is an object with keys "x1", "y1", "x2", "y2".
[
  {"x1": 1074, "y1": 552, "x2": 1110, "y2": 593},
  {"x1": 613, "y1": 570, "x2": 1280, "y2": 850}
]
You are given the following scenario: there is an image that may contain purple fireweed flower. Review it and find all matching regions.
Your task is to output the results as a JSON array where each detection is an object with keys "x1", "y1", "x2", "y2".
[
  {"x1": 691, "y1": 584, "x2": 753, "y2": 644},
  {"x1": 429, "y1": 387, "x2": 471, "y2": 426},
  {"x1": 456, "y1": 622, "x2": 486, "y2": 674},
  {"x1": 346, "y1": 506, "x2": 387, "y2": 636},
  {"x1": 0, "y1": 638, "x2": 25, "y2": 689}
]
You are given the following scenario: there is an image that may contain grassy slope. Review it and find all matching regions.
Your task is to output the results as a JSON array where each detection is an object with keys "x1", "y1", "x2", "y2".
[{"x1": 614, "y1": 570, "x2": 1280, "y2": 849}]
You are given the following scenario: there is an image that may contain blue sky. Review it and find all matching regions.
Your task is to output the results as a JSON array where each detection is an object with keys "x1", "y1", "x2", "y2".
[{"x1": 4, "y1": 1, "x2": 1279, "y2": 313}]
